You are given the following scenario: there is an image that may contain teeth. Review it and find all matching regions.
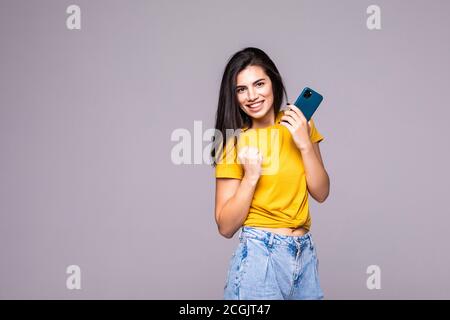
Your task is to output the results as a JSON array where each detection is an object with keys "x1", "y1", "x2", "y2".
[{"x1": 249, "y1": 101, "x2": 263, "y2": 108}]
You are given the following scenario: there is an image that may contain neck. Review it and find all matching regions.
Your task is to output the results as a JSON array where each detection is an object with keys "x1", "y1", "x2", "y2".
[{"x1": 250, "y1": 111, "x2": 275, "y2": 129}]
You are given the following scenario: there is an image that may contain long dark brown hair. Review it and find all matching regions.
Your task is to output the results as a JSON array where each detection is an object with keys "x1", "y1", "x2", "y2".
[{"x1": 210, "y1": 47, "x2": 288, "y2": 167}]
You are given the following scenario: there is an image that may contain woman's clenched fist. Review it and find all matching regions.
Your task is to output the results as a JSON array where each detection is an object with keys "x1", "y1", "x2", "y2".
[{"x1": 238, "y1": 146, "x2": 263, "y2": 183}]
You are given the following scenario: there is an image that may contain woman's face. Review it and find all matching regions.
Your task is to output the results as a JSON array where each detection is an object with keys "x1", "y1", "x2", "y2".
[{"x1": 235, "y1": 65, "x2": 274, "y2": 122}]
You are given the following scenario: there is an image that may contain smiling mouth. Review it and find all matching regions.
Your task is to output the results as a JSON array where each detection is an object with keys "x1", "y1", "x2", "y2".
[{"x1": 247, "y1": 100, "x2": 264, "y2": 108}]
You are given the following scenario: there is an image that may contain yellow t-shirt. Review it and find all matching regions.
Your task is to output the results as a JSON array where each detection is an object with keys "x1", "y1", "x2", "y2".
[{"x1": 214, "y1": 109, "x2": 324, "y2": 231}]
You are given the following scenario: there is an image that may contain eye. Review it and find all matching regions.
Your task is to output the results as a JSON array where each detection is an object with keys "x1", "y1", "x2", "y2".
[
  {"x1": 236, "y1": 87, "x2": 246, "y2": 94},
  {"x1": 256, "y1": 82, "x2": 264, "y2": 87}
]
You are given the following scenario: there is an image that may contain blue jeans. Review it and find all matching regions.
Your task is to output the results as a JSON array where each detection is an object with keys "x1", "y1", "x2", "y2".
[{"x1": 224, "y1": 226, "x2": 324, "y2": 300}]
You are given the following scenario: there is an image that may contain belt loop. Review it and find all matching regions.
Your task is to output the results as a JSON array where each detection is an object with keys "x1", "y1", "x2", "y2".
[{"x1": 268, "y1": 232, "x2": 274, "y2": 247}]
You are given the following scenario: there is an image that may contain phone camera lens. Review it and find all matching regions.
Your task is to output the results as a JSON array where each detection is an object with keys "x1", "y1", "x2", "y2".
[{"x1": 303, "y1": 90, "x2": 312, "y2": 98}]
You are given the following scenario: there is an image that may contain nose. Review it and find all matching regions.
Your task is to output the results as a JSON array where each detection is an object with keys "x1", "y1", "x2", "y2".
[{"x1": 247, "y1": 87, "x2": 258, "y2": 102}]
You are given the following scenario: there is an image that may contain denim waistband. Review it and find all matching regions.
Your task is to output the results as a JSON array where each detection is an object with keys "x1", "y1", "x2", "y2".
[{"x1": 238, "y1": 226, "x2": 314, "y2": 248}]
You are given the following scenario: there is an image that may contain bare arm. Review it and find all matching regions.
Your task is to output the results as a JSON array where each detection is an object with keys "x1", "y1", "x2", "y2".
[
  {"x1": 215, "y1": 176, "x2": 258, "y2": 239},
  {"x1": 301, "y1": 141, "x2": 330, "y2": 203},
  {"x1": 215, "y1": 146, "x2": 263, "y2": 239},
  {"x1": 280, "y1": 106, "x2": 330, "y2": 203}
]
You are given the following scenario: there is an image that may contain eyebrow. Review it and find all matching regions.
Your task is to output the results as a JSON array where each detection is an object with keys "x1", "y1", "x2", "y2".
[{"x1": 235, "y1": 78, "x2": 266, "y2": 89}]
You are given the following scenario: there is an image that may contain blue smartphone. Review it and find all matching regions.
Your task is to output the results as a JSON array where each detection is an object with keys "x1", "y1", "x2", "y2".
[{"x1": 292, "y1": 87, "x2": 323, "y2": 121}]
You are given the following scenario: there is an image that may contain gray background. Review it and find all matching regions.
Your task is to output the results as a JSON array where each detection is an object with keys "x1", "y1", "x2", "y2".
[{"x1": 1, "y1": 0, "x2": 449, "y2": 299}]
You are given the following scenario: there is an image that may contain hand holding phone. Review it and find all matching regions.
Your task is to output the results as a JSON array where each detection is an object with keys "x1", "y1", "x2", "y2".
[{"x1": 292, "y1": 87, "x2": 323, "y2": 121}]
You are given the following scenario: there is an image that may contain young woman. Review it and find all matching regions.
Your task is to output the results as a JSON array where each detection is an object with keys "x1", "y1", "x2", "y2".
[{"x1": 211, "y1": 47, "x2": 330, "y2": 300}]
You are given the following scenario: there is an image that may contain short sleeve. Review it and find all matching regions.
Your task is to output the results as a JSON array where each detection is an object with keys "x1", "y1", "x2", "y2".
[
  {"x1": 309, "y1": 118, "x2": 324, "y2": 144},
  {"x1": 214, "y1": 140, "x2": 244, "y2": 180}
]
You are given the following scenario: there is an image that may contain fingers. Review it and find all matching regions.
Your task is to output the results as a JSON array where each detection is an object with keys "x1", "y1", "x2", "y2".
[
  {"x1": 280, "y1": 114, "x2": 295, "y2": 127},
  {"x1": 281, "y1": 110, "x2": 299, "y2": 128},
  {"x1": 281, "y1": 104, "x2": 311, "y2": 130},
  {"x1": 280, "y1": 120, "x2": 293, "y2": 132},
  {"x1": 246, "y1": 146, "x2": 259, "y2": 164},
  {"x1": 237, "y1": 146, "x2": 249, "y2": 160},
  {"x1": 281, "y1": 111, "x2": 297, "y2": 123},
  {"x1": 238, "y1": 146, "x2": 263, "y2": 165},
  {"x1": 285, "y1": 104, "x2": 307, "y2": 122}
]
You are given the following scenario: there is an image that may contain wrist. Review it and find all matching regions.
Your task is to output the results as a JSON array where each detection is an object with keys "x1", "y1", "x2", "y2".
[
  {"x1": 297, "y1": 141, "x2": 313, "y2": 153},
  {"x1": 242, "y1": 174, "x2": 260, "y2": 187}
]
